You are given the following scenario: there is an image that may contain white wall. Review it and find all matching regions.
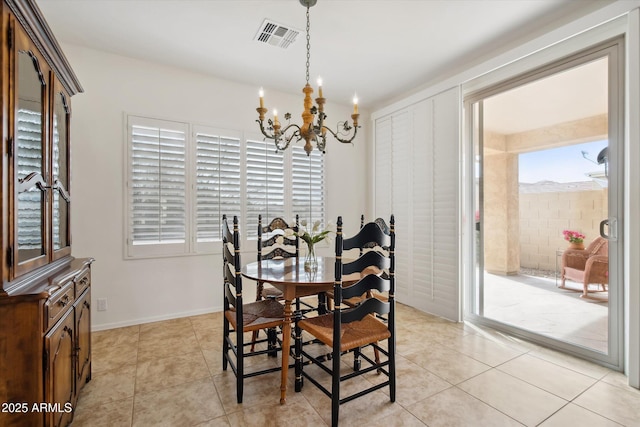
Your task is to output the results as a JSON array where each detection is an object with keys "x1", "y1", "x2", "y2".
[{"x1": 63, "y1": 44, "x2": 369, "y2": 330}]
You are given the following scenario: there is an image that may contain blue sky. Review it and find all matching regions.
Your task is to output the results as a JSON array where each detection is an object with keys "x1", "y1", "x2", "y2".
[{"x1": 519, "y1": 140, "x2": 608, "y2": 183}]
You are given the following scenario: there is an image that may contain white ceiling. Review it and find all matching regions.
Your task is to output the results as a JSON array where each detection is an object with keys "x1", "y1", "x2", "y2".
[{"x1": 36, "y1": 0, "x2": 612, "y2": 119}]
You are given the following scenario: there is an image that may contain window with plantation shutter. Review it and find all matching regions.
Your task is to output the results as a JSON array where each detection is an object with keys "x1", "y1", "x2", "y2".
[
  {"x1": 127, "y1": 116, "x2": 187, "y2": 257},
  {"x1": 245, "y1": 139, "x2": 285, "y2": 237},
  {"x1": 125, "y1": 116, "x2": 326, "y2": 258},
  {"x1": 292, "y1": 145, "x2": 325, "y2": 226},
  {"x1": 193, "y1": 126, "x2": 241, "y2": 248}
]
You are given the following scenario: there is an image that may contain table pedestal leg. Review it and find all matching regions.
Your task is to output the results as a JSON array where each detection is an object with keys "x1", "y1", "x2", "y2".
[{"x1": 280, "y1": 299, "x2": 293, "y2": 404}]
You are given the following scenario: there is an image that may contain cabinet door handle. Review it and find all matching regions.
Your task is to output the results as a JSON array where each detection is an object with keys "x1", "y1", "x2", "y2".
[{"x1": 58, "y1": 295, "x2": 70, "y2": 307}]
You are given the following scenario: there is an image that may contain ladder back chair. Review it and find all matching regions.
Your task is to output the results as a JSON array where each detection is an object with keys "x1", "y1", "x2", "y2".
[
  {"x1": 295, "y1": 215, "x2": 396, "y2": 427},
  {"x1": 256, "y1": 214, "x2": 299, "y2": 301},
  {"x1": 222, "y1": 215, "x2": 285, "y2": 403}
]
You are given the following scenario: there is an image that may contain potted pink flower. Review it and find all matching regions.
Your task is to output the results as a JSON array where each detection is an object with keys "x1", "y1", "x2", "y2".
[{"x1": 563, "y1": 229, "x2": 586, "y2": 249}]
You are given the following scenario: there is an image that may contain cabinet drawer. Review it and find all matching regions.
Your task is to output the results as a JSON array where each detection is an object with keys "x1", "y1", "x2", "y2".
[
  {"x1": 75, "y1": 268, "x2": 91, "y2": 296},
  {"x1": 45, "y1": 283, "x2": 75, "y2": 332}
]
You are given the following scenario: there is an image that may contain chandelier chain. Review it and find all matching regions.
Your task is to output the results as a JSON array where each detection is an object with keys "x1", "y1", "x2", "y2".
[{"x1": 305, "y1": 6, "x2": 310, "y2": 85}]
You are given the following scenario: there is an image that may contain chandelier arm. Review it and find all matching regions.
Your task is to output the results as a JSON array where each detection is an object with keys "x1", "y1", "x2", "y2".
[
  {"x1": 256, "y1": 118, "x2": 276, "y2": 140},
  {"x1": 320, "y1": 124, "x2": 359, "y2": 144}
]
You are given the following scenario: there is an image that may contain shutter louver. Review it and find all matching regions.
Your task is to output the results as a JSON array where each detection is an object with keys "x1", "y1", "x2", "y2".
[
  {"x1": 375, "y1": 117, "x2": 392, "y2": 218},
  {"x1": 130, "y1": 119, "x2": 186, "y2": 245},
  {"x1": 16, "y1": 109, "x2": 44, "y2": 252},
  {"x1": 292, "y1": 146, "x2": 324, "y2": 226},
  {"x1": 195, "y1": 129, "x2": 241, "y2": 242},
  {"x1": 246, "y1": 139, "x2": 285, "y2": 237},
  {"x1": 52, "y1": 113, "x2": 61, "y2": 249}
]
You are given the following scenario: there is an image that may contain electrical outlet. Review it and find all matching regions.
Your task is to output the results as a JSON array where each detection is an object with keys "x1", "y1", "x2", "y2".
[{"x1": 97, "y1": 298, "x2": 108, "y2": 311}]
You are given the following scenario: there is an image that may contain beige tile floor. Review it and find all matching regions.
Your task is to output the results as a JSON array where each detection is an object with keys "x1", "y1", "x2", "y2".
[{"x1": 71, "y1": 303, "x2": 640, "y2": 427}]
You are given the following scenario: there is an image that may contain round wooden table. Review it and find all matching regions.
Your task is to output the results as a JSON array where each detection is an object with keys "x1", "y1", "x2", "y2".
[{"x1": 241, "y1": 256, "x2": 336, "y2": 404}]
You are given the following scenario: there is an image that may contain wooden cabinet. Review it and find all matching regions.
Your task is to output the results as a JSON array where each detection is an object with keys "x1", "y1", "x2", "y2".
[{"x1": 0, "y1": 1, "x2": 90, "y2": 426}]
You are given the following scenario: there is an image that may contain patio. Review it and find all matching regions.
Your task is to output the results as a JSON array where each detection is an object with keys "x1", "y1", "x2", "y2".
[{"x1": 483, "y1": 270, "x2": 608, "y2": 353}]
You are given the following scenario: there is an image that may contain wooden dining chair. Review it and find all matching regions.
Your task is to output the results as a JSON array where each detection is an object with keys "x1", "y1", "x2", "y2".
[
  {"x1": 255, "y1": 215, "x2": 299, "y2": 301},
  {"x1": 256, "y1": 214, "x2": 317, "y2": 313},
  {"x1": 222, "y1": 215, "x2": 285, "y2": 404},
  {"x1": 295, "y1": 215, "x2": 396, "y2": 427}
]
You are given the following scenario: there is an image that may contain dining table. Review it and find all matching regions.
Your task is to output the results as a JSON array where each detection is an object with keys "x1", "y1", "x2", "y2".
[{"x1": 241, "y1": 255, "x2": 338, "y2": 404}]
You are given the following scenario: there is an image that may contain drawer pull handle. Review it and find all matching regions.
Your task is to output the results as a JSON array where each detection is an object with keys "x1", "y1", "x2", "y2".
[{"x1": 58, "y1": 295, "x2": 70, "y2": 307}]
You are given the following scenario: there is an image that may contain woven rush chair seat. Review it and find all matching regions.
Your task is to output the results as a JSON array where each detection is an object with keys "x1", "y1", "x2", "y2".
[
  {"x1": 261, "y1": 286, "x2": 284, "y2": 300},
  {"x1": 298, "y1": 313, "x2": 390, "y2": 352},
  {"x1": 225, "y1": 299, "x2": 285, "y2": 332}
]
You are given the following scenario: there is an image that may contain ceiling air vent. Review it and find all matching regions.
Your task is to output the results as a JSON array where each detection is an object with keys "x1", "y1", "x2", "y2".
[{"x1": 254, "y1": 19, "x2": 300, "y2": 49}]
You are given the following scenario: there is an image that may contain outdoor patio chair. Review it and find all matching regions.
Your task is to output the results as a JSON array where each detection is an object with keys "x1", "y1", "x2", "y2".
[{"x1": 561, "y1": 236, "x2": 608, "y2": 297}]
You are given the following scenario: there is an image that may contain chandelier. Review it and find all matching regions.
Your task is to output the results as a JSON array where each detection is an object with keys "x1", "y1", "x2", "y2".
[{"x1": 256, "y1": 0, "x2": 359, "y2": 156}]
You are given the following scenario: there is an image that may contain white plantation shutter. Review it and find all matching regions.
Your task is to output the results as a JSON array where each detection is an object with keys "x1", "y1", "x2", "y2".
[
  {"x1": 373, "y1": 87, "x2": 460, "y2": 321},
  {"x1": 127, "y1": 116, "x2": 187, "y2": 257},
  {"x1": 193, "y1": 126, "x2": 241, "y2": 246},
  {"x1": 390, "y1": 111, "x2": 411, "y2": 301},
  {"x1": 374, "y1": 116, "x2": 392, "y2": 219},
  {"x1": 411, "y1": 100, "x2": 434, "y2": 306},
  {"x1": 125, "y1": 116, "x2": 327, "y2": 258},
  {"x1": 430, "y1": 89, "x2": 460, "y2": 320},
  {"x1": 292, "y1": 146, "x2": 324, "y2": 226},
  {"x1": 246, "y1": 139, "x2": 285, "y2": 237}
]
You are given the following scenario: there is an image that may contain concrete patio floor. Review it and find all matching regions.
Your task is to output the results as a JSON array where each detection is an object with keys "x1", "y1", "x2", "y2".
[{"x1": 483, "y1": 272, "x2": 608, "y2": 353}]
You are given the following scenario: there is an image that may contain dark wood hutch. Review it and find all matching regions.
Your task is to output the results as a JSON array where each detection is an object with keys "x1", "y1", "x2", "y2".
[{"x1": 0, "y1": 1, "x2": 92, "y2": 426}]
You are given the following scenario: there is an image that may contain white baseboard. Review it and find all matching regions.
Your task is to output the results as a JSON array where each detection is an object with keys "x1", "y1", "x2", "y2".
[{"x1": 91, "y1": 306, "x2": 223, "y2": 332}]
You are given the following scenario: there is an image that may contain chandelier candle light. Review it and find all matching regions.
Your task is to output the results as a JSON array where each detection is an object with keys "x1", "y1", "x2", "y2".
[{"x1": 256, "y1": 0, "x2": 359, "y2": 156}]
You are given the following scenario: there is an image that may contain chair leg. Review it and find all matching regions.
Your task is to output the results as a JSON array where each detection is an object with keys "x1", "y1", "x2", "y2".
[
  {"x1": 267, "y1": 328, "x2": 278, "y2": 357},
  {"x1": 294, "y1": 320, "x2": 303, "y2": 392},
  {"x1": 389, "y1": 336, "x2": 396, "y2": 402},
  {"x1": 250, "y1": 330, "x2": 259, "y2": 352},
  {"x1": 236, "y1": 329, "x2": 244, "y2": 404},
  {"x1": 332, "y1": 346, "x2": 341, "y2": 427},
  {"x1": 353, "y1": 347, "x2": 361, "y2": 372},
  {"x1": 222, "y1": 318, "x2": 229, "y2": 371}
]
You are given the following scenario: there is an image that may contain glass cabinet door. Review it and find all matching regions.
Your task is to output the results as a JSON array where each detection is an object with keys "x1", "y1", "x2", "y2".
[
  {"x1": 52, "y1": 84, "x2": 71, "y2": 257},
  {"x1": 14, "y1": 37, "x2": 49, "y2": 272}
]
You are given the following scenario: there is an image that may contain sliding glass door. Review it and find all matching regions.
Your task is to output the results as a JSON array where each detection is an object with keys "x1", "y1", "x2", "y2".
[{"x1": 465, "y1": 38, "x2": 624, "y2": 368}]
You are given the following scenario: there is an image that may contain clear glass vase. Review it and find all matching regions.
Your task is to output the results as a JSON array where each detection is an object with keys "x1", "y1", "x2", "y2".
[{"x1": 304, "y1": 242, "x2": 317, "y2": 272}]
